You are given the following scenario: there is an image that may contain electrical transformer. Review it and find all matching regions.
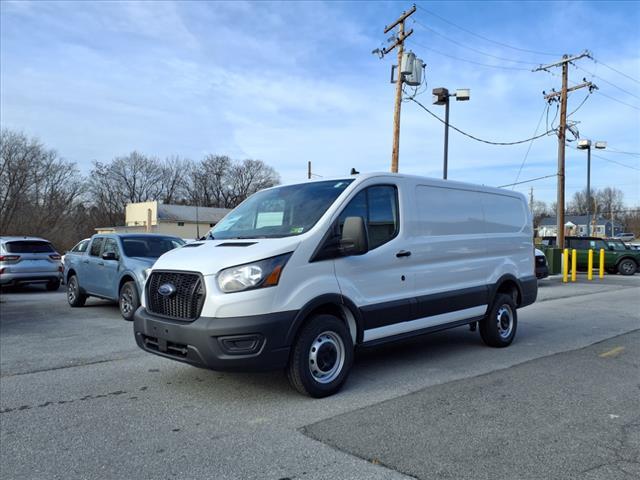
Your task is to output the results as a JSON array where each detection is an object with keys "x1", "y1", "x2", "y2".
[{"x1": 404, "y1": 58, "x2": 424, "y2": 86}]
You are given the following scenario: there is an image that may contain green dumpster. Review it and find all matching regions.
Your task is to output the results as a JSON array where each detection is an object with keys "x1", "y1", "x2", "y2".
[{"x1": 544, "y1": 247, "x2": 562, "y2": 275}]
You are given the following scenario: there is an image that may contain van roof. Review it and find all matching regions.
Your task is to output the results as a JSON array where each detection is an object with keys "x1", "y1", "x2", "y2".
[{"x1": 298, "y1": 172, "x2": 523, "y2": 198}]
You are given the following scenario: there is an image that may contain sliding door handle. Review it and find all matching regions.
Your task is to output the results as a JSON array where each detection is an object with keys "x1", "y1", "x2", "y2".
[{"x1": 396, "y1": 250, "x2": 412, "y2": 258}]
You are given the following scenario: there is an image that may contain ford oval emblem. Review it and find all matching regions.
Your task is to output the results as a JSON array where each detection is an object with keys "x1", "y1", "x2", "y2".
[{"x1": 158, "y1": 283, "x2": 176, "y2": 297}]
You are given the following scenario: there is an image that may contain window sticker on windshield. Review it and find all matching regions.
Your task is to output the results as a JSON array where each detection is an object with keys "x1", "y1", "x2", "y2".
[{"x1": 290, "y1": 227, "x2": 304, "y2": 234}]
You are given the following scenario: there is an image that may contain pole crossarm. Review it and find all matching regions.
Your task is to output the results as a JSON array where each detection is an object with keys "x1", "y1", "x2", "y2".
[
  {"x1": 532, "y1": 50, "x2": 591, "y2": 72},
  {"x1": 544, "y1": 81, "x2": 595, "y2": 100},
  {"x1": 383, "y1": 29, "x2": 414, "y2": 55},
  {"x1": 384, "y1": 5, "x2": 417, "y2": 34}
]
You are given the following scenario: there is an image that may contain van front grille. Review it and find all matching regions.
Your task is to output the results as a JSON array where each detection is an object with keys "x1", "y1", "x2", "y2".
[{"x1": 146, "y1": 271, "x2": 205, "y2": 321}]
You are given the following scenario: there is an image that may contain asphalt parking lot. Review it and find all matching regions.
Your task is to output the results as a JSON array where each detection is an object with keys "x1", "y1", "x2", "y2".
[{"x1": 1, "y1": 275, "x2": 639, "y2": 480}]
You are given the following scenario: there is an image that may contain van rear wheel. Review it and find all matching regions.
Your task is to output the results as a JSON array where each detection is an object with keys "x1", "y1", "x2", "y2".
[
  {"x1": 287, "y1": 314, "x2": 353, "y2": 398},
  {"x1": 479, "y1": 293, "x2": 517, "y2": 348}
]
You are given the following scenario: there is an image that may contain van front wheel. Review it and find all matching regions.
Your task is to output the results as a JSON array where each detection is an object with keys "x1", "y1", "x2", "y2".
[
  {"x1": 479, "y1": 293, "x2": 517, "y2": 348},
  {"x1": 287, "y1": 314, "x2": 353, "y2": 398}
]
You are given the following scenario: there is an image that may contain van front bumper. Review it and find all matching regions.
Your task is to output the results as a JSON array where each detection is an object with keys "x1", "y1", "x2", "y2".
[{"x1": 133, "y1": 307, "x2": 296, "y2": 372}]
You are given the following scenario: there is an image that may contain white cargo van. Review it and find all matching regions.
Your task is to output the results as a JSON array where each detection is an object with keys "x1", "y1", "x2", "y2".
[{"x1": 134, "y1": 173, "x2": 537, "y2": 397}]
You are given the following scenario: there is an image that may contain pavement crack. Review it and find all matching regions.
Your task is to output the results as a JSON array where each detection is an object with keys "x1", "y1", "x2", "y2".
[
  {"x1": 0, "y1": 388, "x2": 137, "y2": 414},
  {"x1": 0, "y1": 356, "x2": 139, "y2": 378}
]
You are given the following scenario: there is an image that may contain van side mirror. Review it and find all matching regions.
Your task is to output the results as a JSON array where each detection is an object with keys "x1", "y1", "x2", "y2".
[
  {"x1": 341, "y1": 216, "x2": 368, "y2": 255},
  {"x1": 102, "y1": 251, "x2": 118, "y2": 261}
]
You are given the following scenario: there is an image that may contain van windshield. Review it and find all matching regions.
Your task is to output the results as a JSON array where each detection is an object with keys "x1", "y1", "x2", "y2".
[{"x1": 210, "y1": 180, "x2": 353, "y2": 239}]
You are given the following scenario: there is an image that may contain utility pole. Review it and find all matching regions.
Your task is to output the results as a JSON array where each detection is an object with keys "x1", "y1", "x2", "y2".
[
  {"x1": 529, "y1": 187, "x2": 534, "y2": 212},
  {"x1": 382, "y1": 5, "x2": 416, "y2": 173},
  {"x1": 307, "y1": 161, "x2": 312, "y2": 180},
  {"x1": 533, "y1": 51, "x2": 595, "y2": 249}
]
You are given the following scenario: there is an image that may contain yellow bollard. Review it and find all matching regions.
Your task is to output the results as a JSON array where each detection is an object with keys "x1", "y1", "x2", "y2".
[
  {"x1": 588, "y1": 249, "x2": 593, "y2": 280},
  {"x1": 563, "y1": 248, "x2": 569, "y2": 283},
  {"x1": 571, "y1": 249, "x2": 577, "y2": 282},
  {"x1": 599, "y1": 248, "x2": 605, "y2": 279}
]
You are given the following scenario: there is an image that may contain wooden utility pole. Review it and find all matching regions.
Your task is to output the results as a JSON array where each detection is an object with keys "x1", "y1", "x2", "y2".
[
  {"x1": 383, "y1": 5, "x2": 416, "y2": 173},
  {"x1": 533, "y1": 51, "x2": 594, "y2": 249}
]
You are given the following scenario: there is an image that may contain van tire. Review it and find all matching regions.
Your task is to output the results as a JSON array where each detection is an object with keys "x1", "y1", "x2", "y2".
[
  {"x1": 119, "y1": 281, "x2": 139, "y2": 321},
  {"x1": 479, "y1": 293, "x2": 517, "y2": 348},
  {"x1": 286, "y1": 314, "x2": 353, "y2": 398},
  {"x1": 67, "y1": 275, "x2": 86, "y2": 307},
  {"x1": 617, "y1": 259, "x2": 637, "y2": 276}
]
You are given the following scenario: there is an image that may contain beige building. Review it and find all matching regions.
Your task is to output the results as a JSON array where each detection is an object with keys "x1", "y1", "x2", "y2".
[{"x1": 96, "y1": 201, "x2": 231, "y2": 240}]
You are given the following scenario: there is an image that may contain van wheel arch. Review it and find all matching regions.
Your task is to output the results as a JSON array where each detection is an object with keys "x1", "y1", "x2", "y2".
[
  {"x1": 491, "y1": 276, "x2": 522, "y2": 308},
  {"x1": 287, "y1": 295, "x2": 362, "y2": 347}
]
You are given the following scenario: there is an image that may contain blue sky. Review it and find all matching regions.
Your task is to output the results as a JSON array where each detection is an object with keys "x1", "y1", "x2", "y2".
[{"x1": 1, "y1": 0, "x2": 639, "y2": 206}]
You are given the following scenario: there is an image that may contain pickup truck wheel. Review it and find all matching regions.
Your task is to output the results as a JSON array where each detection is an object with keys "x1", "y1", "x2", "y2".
[
  {"x1": 287, "y1": 314, "x2": 353, "y2": 398},
  {"x1": 119, "y1": 281, "x2": 139, "y2": 321},
  {"x1": 46, "y1": 279, "x2": 61, "y2": 291},
  {"x1": 479, "y1": 293, "x2": 517, "y2": 348},
  {"x1": 617, "y1": 259, "x2": 637, "y2": 276},
  {"x1": 67, "y1": 275, "x2": 86, "y2": 307}
]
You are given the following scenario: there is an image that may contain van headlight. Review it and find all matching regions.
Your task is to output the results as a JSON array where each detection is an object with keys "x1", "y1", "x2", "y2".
[{"x1": 217, "y1": 253, "x2": 292, "y2": 293}]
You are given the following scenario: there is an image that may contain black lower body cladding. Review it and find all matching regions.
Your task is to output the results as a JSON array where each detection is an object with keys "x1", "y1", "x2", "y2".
[{"x1": 133, "y1": 307, "x2": 296, "y2": 372}]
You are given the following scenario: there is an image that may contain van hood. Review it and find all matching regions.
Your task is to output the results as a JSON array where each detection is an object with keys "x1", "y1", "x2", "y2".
[{"x1": 151, "y1": 237, "x2": 303, "y2": 276}]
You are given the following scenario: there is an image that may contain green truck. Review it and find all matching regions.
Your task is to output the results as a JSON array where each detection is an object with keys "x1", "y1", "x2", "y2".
[{"x1": 553, "y1": 236, "x2": 640, "y2": 275}]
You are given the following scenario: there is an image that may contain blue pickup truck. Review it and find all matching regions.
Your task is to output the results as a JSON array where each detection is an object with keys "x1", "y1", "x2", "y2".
[{"x1": 64, "y1": 233, "x2": 185, "y2": 320}]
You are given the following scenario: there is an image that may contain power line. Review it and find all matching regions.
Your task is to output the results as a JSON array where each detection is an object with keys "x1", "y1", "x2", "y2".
[
  {"x1": 574, "y1": 64, "x2": 640, "y2": 101},
  {"x1": 567, "y1": 144, "x2": 640, "y2": 171},
  {"x1": 497, "y1": 174, "x2": 558, "y2": 188},
  {"x1": 415, "y1": 3, "x2": 561, "y2": 57},
  {"x1": 407, "y1": 38, "x2": 531, "y2": 71},
  {"x1": 592, "y1": 57, "x2": 640, "y2": 85},
  {"x1": 603, "y1": 148, "x2": 640, "y2": 157},
  {"x1": 512, "y1": 103, "x2": 549, "y2": 189},
  {"x1": 407, "y1": 96, "x2": 557, "y2": 145},
  {"x1": 566, "y1": 91, "x2": 592, "y2": 118},
  {"x1": 592, "y1": 89, "x2": 640, "y2": 111},
  {"x1": 411, "y1": 18, "x2": 539, "y2": 65},
  {"x1": 591, "y1": 152, "x2": 640, "y2": 171}
]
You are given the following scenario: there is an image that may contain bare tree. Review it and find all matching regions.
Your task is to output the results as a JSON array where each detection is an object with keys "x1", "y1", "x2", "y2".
[
  {"x1": 185, "y1": 156, "x2": 279, "y2": 208},
  {"x1": 0, "y1": 129, "x2": 85, "y2": 249},
  {"x1": 567, "y1": 188, "x2": 594, "y2": 215},
  {"x1": 88, "y1": 151, "x2": 167, "y2": 225},
  {"x1": 596, "y1": 187, "x2": 625, "y2": 221},
  {"x1": 531, "y1": 200, "x2": 550, "y2": 227}
]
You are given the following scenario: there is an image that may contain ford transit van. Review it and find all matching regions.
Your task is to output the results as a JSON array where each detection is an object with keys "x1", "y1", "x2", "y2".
[{"x1": 134, "y1": 173, "x2": 537, "y2": 397}]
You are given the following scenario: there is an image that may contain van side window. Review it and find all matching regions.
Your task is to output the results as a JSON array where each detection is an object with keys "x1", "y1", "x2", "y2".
[
  {"x1": 338, "y1": 185, "x2": 399, "y2": 250},
  {"x1": 89, "y1": 238, "x2": 104, "y2": 257}
]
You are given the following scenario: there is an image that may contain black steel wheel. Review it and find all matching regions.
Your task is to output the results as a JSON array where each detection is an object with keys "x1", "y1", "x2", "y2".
[
  {"x1": 287, "y1": 314, "x2": 353, "y2": 398},
  {"x1": 479, "y1": 293, "x2": 518, "y2": 348}
]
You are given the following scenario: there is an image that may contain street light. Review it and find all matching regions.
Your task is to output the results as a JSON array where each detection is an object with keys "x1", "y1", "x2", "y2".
[
  {"x1": 433, "y1": 87, "x2": 470, "y2": 179},
  {"x1": 577, "y1": 139, "x2": 607, "y2": 236}
]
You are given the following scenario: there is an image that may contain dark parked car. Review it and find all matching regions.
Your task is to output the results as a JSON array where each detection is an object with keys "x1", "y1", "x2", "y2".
[
  {"x1": 0, "y1": 236, "x2": 63, "y2": 290},
  {"x1": 64, "y1": 233, "x2": 185, "y2": 320},
  {"x1": 535, "y1": 248, "x2": 549, "y2": 279}
]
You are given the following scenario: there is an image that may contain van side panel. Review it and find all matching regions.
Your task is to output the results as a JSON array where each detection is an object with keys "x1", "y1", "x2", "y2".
[{"x1": 481, "y1": 192, "x2": 535, "y2": 284}]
